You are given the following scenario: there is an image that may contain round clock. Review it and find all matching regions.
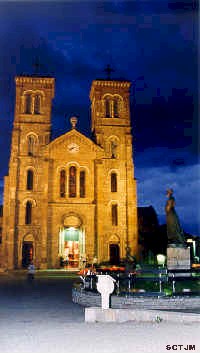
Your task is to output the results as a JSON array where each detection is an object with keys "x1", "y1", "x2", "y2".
[{"x1": 67, "y1": 143, "x2": 79, "y2": 153}]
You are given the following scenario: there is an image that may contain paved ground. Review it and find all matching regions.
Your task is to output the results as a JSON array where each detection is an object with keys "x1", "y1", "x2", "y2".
[{"x1": 0, "y1": 271, "x2": 199, "y2": 353}]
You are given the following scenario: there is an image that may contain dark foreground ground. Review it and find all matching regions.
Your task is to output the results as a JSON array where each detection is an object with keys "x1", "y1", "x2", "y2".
[{"x1": 0, "y1": 271, "x2": 199, "y2": 353}]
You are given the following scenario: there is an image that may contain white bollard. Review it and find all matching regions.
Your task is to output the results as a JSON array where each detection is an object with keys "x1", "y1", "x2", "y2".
[{"x1": 96, "y1": 275, "x2": 116, "y2": 309}]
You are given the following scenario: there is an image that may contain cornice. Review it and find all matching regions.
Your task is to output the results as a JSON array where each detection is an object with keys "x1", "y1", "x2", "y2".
[
  {"x1": 92, "y1": 80, "x2": 131, "y2": 88},
  {"x1": 15, "y1": 76, "x2": 55, "y2": 85}
]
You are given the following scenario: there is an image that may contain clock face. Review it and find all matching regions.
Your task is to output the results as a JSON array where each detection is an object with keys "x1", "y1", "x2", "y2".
[{"x1": 67, "y1": 143, "x2": 79, "y2": 153}]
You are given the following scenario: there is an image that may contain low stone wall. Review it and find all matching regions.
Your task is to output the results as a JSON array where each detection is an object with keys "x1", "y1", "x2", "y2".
[
  {"x1": 85, "y1": 307, "x2": 200, "y2": 323},
  {"x1": 72, "y1": 287, "x2": 200, "y2": 311}
]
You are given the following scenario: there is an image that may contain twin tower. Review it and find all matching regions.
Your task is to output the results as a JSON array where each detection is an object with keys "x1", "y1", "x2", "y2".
[{"x1": 1, "y1": 74, "x2": 138, "y2": 269}]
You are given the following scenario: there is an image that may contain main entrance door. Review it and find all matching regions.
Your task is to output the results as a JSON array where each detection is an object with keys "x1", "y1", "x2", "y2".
[
  {"x1": 109, "y1": 244, "x2": 120, "y2": 265},
  {"x1": 59, "y1": 227, "x2": 84, "y2": 269}
]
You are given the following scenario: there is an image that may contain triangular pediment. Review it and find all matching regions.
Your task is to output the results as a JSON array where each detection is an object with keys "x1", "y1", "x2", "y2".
[{"x1": 48, "y1": 129, "x2": 103, "y2": 154}]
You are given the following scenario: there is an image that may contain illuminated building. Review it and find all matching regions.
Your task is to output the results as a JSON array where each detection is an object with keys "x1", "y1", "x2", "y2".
[{"x1": 1, "y1": 74, "x2": 138, "y2": 269}]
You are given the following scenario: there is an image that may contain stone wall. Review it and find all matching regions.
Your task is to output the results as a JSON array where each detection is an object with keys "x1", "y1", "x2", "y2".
[{"x1": 72, "y1": 287, "x2": 200, "y2": 310}]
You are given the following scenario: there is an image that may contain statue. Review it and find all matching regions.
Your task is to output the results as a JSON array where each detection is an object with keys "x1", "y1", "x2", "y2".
[{"x1": 165, "y1": 189, "x2": 185, "y2": 246}]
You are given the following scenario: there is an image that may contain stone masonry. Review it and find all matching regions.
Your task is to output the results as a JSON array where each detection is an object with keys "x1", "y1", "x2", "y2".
[{"x1": 1, "y1": 76, "x2": 138, "y2": 269}]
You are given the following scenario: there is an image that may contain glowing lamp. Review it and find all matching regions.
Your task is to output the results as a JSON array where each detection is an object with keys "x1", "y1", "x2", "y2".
[{"x1": 157, "y1": 254, "x2": 166, "y2": 267}]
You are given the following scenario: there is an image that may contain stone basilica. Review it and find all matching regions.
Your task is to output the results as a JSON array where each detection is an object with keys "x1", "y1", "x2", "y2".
[{"x1": 0, "y1": 74, "x2": 138, "y2": 269}]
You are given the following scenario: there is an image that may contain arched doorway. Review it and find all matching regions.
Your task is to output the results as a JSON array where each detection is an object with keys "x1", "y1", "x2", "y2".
[
  {"x1": 109, "y1": 244, "x2": 120, "y2": 265},
  {"x1": 22, "y1": 234, "x2": 34, "y2": 268},
  {"x1": 59, "y1": 214, "x2": 85, "y2": 269}
]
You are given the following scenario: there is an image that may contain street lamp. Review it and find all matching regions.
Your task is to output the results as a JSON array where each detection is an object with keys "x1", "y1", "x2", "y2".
[{"x1": 157, "y1": 254, "x2": 166, "y2": 267}]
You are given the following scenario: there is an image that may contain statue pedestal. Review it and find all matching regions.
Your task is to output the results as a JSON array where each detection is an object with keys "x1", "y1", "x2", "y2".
[{"x1": 167, "y1": 246, "x2": 190, "y2": 270}]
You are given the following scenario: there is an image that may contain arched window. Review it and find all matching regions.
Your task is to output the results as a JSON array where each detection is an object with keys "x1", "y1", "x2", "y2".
[
  {"x1": 113, "y1": 98, "x2": 119, "y2": 117},
  {"x1": 27, "y1": 135, "x2": 35, "y2": 156},
  {"x1": 60, "y1": 170, "x2": 66, "y2": 198},
  {"x1": 80, "y1": 170, "x2": 86, "y2": 198},
  {"x1": 69, "y1": 166, "x2": 76, "y2": 197},
  {"x1": 25, "y1": 201, "x2": 32, "y2": 224},
  {"x1": 34, "y1": 94, "x2": 41, "y2": 114},
  {"x1": 111, "y1": 173, "x2": 117, "y2": 192},
  {"x1": 25, "y1": 94, "x2": 32, "y2": 114},
  {"x1": 111, "y1": 140, "x2": 117, "y2": 159},
  {"x1": 105, "y1": 98, "x2": 111, "y2": 118},
  {"x1": 27, "y1": 170, "x2": 34, "y2": 190},
  {"x1": 112, "y1": 204, "x2": 118, "y2": 226}
]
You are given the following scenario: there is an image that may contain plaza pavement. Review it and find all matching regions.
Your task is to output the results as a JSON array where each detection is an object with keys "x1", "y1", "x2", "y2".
[{"x1": 0, "y1": 271, "x2": 199, "y2": 353}]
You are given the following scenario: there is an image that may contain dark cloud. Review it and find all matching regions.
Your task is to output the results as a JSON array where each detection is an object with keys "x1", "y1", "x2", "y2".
[
  {"x1": 0, "y1": 1, "x2": 198, "y2": 233},
  {"x1": 134, "y1": 95, "x2": 198, "y2": 159},
  {"x1": 135, "y1": 146, "x2": 198, "y2": 170}
]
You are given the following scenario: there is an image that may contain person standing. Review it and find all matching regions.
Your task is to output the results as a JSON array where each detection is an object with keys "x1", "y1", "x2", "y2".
[{"x1": 27, "y1": 261, "x2": 36, "y2": 281}]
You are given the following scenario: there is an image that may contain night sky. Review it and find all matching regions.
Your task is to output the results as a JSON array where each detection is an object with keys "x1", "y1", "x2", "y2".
[{"x1": 0, "y1": 1, "x2": 199, "y2": 235}]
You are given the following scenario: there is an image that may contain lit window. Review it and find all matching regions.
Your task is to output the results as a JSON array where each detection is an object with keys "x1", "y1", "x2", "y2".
[
  {"x1": 69, "y1": 166, "x2": 76, "y2": 197},
  {"x1": 60, "y1": 170, "x2": 66, "y2": 198},
  {"x1": 80, "y1": 171, "x2": 86, "y2": 198}
]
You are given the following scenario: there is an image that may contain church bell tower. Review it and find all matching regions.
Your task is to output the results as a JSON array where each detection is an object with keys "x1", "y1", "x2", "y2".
[
  {"x1": 89, "y1": 72, "x2": 138, "y2": 260},
  {"x1": 2, "y1": 75, "x2": 55, "y2": 269}
]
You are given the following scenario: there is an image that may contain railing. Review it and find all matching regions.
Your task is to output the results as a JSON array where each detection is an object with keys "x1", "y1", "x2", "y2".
[{"x1": 79, "y1": 267, "x2": 200, "y2": 296}]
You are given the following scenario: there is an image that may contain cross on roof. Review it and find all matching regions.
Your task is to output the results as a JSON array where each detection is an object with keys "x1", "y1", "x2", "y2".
[
  {"x1": 32, "y1": 56, "x2": 41, "y2": 74},
  {"x1": 104, "y1": 64, "x2": 115, "y2": 80}
]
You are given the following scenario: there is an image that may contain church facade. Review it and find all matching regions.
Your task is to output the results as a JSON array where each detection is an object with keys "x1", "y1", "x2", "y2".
[{"x1": 1, "y1": 75, "x2": 138, "y2": 269}]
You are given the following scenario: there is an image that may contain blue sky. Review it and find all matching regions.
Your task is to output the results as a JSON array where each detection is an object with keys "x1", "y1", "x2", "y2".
[{"x1": 0, "y1": 1, "x2": 199, "y2": 235}]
